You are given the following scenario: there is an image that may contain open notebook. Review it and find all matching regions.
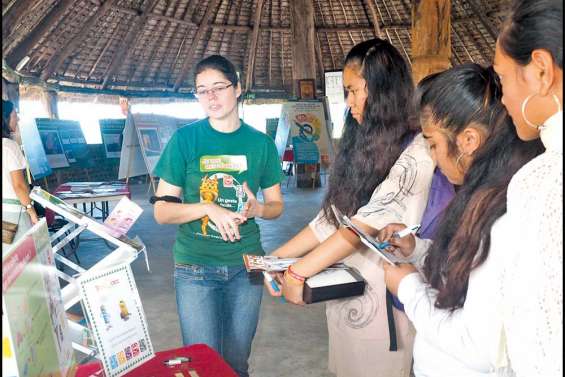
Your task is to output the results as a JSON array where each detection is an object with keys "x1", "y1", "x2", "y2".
[{"x1": 331, "y1": 204, "x2": 401, "y2": 265}]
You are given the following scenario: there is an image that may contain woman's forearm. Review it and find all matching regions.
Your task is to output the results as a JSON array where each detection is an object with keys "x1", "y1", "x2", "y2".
[
  {"x1": 259, "y1": 200, "x2": 283, "y2": 219},
  {"x1": 154, "y1": 201, "x2": 210, "y2": 224},
  {"x1": 291, "y1": 227, "x2": 362, "y2": 278},
  {"x1": 271, "y1": 226, "x2": 321, "y2": 258}
]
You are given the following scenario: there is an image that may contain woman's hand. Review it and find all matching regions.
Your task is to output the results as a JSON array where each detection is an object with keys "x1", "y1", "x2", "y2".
[
  {"x1": 241, "y1": 182, "x2": 264, "y2": 219},
  {"x1": 382, "y1": 262, "x2": 418, "y2": 296},
  {"x1": 263, "y1": 272, "x2": 284, "y2": 297},
  {"x1": 282, "y1": 272, "x2": 305, "y2": 305},
  {"x1": 205, "y1": 203, "x2": 247, "y2": 242},
  {"x1": 378, "y1": 223, "x2": 416, "y2": 257}
]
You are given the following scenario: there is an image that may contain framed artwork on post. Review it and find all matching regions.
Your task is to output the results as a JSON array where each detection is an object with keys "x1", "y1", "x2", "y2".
[{"x1": 298, "y1": 79, "x2": 316, "y2": 99}]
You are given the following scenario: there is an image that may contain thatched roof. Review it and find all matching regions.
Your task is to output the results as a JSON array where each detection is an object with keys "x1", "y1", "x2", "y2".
[{"x1": 2, "y1": 0, "x2": 510, "y2": 98}]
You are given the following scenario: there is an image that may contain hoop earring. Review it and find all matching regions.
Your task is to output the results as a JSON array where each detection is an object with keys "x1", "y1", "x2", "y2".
[
  {"x1": 455, "y1": 153, "x2": 466, "y2": 173},
  {"x1": 521, "y1": 93, "x2": 562, "y2": 130}
]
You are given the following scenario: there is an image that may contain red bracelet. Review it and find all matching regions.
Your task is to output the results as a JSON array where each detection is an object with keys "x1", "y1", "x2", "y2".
[{"x1": 286, "y1": 265, "x2": 306, "y2": 282}]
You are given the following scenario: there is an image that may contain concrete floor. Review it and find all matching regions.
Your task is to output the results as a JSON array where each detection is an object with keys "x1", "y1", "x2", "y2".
[{"x1": 71, "y1": 180, "x2": 334, "y2": 377}]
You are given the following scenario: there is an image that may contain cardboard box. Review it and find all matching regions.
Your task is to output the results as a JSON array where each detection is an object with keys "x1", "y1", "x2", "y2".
[{"x1": 303, "y1": 267, "x2": 365, "y2": 304}]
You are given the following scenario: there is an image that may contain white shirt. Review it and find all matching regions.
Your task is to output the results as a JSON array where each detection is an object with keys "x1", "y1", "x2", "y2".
[
  {"x1": 397, "y1": 228, "x2": 506, "y2": 377},
  {"x1": 496, "y1": 111, "x2": 563, "y2": 377},
  {"x1": 2, "y1": 137, "x2": 27, "y2": 203}
]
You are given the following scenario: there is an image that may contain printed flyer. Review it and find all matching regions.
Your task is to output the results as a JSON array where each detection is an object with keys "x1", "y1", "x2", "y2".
[
  {"x1": 103, "y1": 197, "x2": 143, "y2": 238},
  {"x1": 78, "y1": 263, "x2": 154, "y2": 376},
  {"x1": 2, "y1": 220, "x2": 74, "y2": 377}
]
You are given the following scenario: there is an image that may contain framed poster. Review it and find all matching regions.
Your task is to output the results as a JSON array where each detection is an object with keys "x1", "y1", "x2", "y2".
[
  {"x1": 19, "y1": 117, "x2": 52, "y2": 179},
  {"x1": 99, "y1": 119, "x2": 126, "y2": 159},
  {"x1": 298, "y1": 79, "x2": 316, "y2": 100},
  {"x1": 36, "y1": 119, "x2": 69, "y2": 168},
  {"x1": 78, "y1": 263, "x2": 154, "y2": 376}
]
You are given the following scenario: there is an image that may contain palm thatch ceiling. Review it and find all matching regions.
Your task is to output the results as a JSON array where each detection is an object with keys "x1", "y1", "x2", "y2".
[{"x1": 2, "y1": 0, "x2": 510, "y2": 98}]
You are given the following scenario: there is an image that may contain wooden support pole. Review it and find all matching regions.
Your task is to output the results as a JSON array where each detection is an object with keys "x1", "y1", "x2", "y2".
[
  {"x1": 41, "y1": 88, "x2": 59, "y2": 119},
  {"x1": 290, "y1": 0, "x2": 317, "y2": 96},
  {"x1": 245, "y1": 0, "x2": 266, "y2": 92},
  {"x1": 5, "y1": 0, "x2": 75, "y2": 69},
  {"x1": 411, "y1": 0, "x2": 452, "y2": 83},
  {"x1": 40, "y1": 0, "x2": 118, "y2": 81},
  {"x1": 173, "y1": 0, "x2": 221, "y2": 92}
]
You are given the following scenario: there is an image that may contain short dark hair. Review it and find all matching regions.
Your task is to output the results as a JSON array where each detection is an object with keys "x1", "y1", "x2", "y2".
[
  {"x1": 498, "y1": 0, "x2": 563, "y2": 69},
  {"x1": 2, "y1": 99, "x2": 15, "y2": 138},
  {"x1": 193, "y1": 55, "x2": 240, "y2": 87}
]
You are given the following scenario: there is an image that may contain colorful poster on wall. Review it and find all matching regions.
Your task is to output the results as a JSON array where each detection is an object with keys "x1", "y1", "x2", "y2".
[
  {"x1": 19, "y1": 117, "x2": 52, "y2": 179},
  {"x1": 276, "y1": 101, "x2": 332, "y2": 164},
  {"x1": 36, "y1": 119, "x2": 69, "y2": 168},
  {"x1": 2, "y1": 220, "x2": 74, "y2": 377},
  {"x1": 77, "y1": 263, "x2": 154, "y2": 377},
  {"x1": 100, "y1": 119, "x2": 126, "y2": 159}
]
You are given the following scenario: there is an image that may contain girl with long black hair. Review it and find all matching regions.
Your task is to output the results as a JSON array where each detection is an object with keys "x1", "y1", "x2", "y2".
[
  {"x1": 380, "y1": 64, "x2": 544, "y2": 376},
  {"x1": 266, "y1": 38, "x2": 447, "y2": 377}
]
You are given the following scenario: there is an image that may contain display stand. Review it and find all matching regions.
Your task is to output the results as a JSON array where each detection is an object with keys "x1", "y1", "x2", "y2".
[{"x1": 30, "y1": 187, "x2": 149, "y2": 364}]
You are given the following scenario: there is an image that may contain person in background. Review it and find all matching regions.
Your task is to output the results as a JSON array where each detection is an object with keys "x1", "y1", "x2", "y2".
[
  {"x1": 266, "y1": 38, "x2": 450, "y2": 377},
  {"x1": 152, "y1": 55, "x2": 284, "y2": 377},
  {"x1": 379, "y1": 64, "x2": 544, "y2": 377},
  {"x1": 492, "y1": 0, "x2": 562, "y2": 375},
  {"x1": 2, "y1": 99, "x2": 38, "y2": 253}
]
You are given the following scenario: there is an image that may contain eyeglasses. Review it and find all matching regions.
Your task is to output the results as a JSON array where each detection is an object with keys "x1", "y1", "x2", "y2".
[{"x1": 195, "y1": 83, "x2": 233, "y2": 98}]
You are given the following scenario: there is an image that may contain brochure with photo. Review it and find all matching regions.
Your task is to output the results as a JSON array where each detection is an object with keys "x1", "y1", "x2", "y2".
[
  {"x1": 331, "y1": 204, "x2": 401, "y2": 265},
  {"x1": 103, "y1": 197, "x2": 143, "y2": 238},
  {"x1": 243, "y1": 254, "x2": 347, "y2": 273}
]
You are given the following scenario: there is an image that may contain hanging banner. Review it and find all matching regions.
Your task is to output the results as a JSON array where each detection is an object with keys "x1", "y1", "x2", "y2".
[
  {"x1": 19, "y1": 117, "x2": 52, "y2": 179},
  {"x1": 2, "y1": 220, "x2": 75, "y2": 377},
  {"x1": 36, "y1": 119, "x2": 69, "y2": 169},
  {"x1": 99, "y1": 119, "x2": 126, "y2": 159},
  {"x1": 77, "y1": 263, "x2": 154, "y2": 377},
  {"x1": 275, "y1": 101, "x2": 332, "y2": 164}
]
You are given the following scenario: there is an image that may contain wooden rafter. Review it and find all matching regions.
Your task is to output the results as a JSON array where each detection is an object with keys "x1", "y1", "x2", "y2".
[
  {"x1": 41, "y1": 0, "x2": 117, "y2": 81},
  {"x1": 132, "y1": 18, "x2": 167, "y2": 85},
  {"x1": 245, "y1": 0, "x2": 266, "y2": 92},
  {"x1": 362, "y1": 0, "x2": 383, "y2": 38},
  {"x1": 453, "y1": 26, "x2": 475, "y2": 62},
  {"x1": 2, "y1": 0, "x2": 37, "y2": 38},
  {"x1": 173, "y1": 0, "x2": 221, "y2": 91},
  {"x1": 465, "y1": 0, "x2": 498, "y2": 40},
  {"x1": 328, "y1": 1, "x2": 346, "y2": 58},
  {"x1": 314, "y1": 34, "x2": 325, "y2": 83},
  {"x1": 460, "y1": 21, "x2": 490, "y2": 63},
  {"x1": 101, "y1": 0, "x2": 160, "y2": 89},
  {"x1": 86, "y1": 34, "x2": 114, "y2": 81},
  {"x1": 394, "y1": 28, "x2": 411, "y2": 65},
  {"x1": 6, "y1": 0, "x2": 75, "y2": 69}
]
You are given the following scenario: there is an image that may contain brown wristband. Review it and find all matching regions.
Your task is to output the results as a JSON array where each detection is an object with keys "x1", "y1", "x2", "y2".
[{"x1": 286, "y1": 265, "x2": 306, "y2": 283}]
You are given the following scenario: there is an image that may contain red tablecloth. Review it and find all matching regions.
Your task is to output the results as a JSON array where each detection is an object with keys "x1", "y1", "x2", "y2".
[{"x1": 74, "y1": 344, "x2": 237, "y2": 377}]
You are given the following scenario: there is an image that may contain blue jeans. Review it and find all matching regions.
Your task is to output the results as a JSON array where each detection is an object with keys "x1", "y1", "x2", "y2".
[{"x1": 174, "y1": 263, "x2": 263, "y2": 377}]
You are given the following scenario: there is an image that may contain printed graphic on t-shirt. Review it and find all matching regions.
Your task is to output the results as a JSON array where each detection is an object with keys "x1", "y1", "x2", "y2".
[{"x1": 198, "y1": 155, "x2": 248, "y2": 237}]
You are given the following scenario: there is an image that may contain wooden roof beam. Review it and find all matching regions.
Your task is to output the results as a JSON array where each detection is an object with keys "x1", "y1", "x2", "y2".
[
  {"x1": 5, "y1": 0, "x2": 75, "y2": 69},
  {"x1": 465, "y1": 0, "x2": 499, "y2": 40},
  {"x1": 101, "y1": 0, "x2": 160, "y2": 89},
  {"x1": 40, "y1": 0, "x2": 118, "y2": 81},
  {"x1": 173, "y1": 0, "x2": 222, "y2": 92},
  {"x1": 245, "y1": 0, "x2": 266, "y2": 92},
  {"x1": 2, "y1": 0, "x2": 37, "y2": 38},
  {"x1": 364, "y1": 0, "x2": 384, "y2": 38}
]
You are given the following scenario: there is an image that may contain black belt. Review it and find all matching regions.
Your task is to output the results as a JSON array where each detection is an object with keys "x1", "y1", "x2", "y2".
[{"x1": 386, "y1": 289, "x2": 398, "y2": 351}]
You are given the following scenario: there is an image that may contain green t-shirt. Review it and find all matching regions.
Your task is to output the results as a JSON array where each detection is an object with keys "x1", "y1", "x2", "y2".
[{"x1": 153, "y1": 118, "x2": 283, "y2": 266}]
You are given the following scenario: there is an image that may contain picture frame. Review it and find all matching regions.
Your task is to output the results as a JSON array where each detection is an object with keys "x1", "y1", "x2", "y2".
[{"x1": 298, "y1": 79, "x2": 316, "y2": 99}]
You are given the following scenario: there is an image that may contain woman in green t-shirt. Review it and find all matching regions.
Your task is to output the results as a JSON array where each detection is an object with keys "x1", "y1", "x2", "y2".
[{"x1": 152, "y1": 55, "x2": 284, "y2": 377}]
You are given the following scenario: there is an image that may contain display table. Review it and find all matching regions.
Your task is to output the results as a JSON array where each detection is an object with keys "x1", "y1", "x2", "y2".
[
  {"x1": 47, "y1": 181, "x2": 131, "y2": 224},
  {"x1": 74, "y1": 344, "x2": 237, "y2": 377}
]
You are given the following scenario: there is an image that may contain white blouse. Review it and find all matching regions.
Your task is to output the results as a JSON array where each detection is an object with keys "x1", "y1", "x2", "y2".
[
  {"x1": 496, "y1": 111, "x2": 563, "y2": 377},
  {"x1": 2, "y1": 137, "x2": 27, "y2": 203}
]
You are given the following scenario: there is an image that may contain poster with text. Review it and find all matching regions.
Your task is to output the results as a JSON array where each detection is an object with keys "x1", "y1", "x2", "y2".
[
  {"x1": 2, "y1": 220, "x2": 74, "y2": 377},
  {"x1": 100, "y1": 119, "x2": 126, "y2": 159},
  {"x1": 133, "y1": 114, "x2": 179, "y2": 175},
  {"x1": 19, "y1": 117, "x2": 52, "y2": 179},
  {"x1": 78, "y1": 263, "x2": 154, "y2": 377},
  {"x1": 36, "y1": 120, "x2": 69, "y2": 168},
  {"x1": 277, "y1": 101, "x2": 332, "y2": 164},
  {"x1": 56, "y1": 119, "x2": 92, "y2": 167}
]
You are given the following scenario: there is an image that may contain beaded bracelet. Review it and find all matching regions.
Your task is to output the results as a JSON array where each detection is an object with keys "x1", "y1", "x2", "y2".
[{"x1": 286, "y1": 265, "x2": 306, "y2": 283}]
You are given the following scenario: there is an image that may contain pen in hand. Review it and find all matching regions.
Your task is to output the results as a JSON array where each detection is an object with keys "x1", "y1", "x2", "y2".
[
  {"x1": 263, "y1": 271, "x2": 286, "y2": 302},
  {"x1": 378, "y1": 224, "x2": 421, "y2": 250}
]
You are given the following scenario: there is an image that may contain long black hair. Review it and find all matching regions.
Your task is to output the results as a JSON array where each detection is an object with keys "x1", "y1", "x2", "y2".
[
  {"x1": 2, "y1": 99, "x2": 15, "y2": 138},
  {"x1": 498, "y1": 0, "x2": 562, "y2": 69},
  {"x1": 321, "y1": 38, "x2": 418, "y2": 227},
  {"x1": 418, "y1": 64, "x2": 545, "y2": 311}
]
